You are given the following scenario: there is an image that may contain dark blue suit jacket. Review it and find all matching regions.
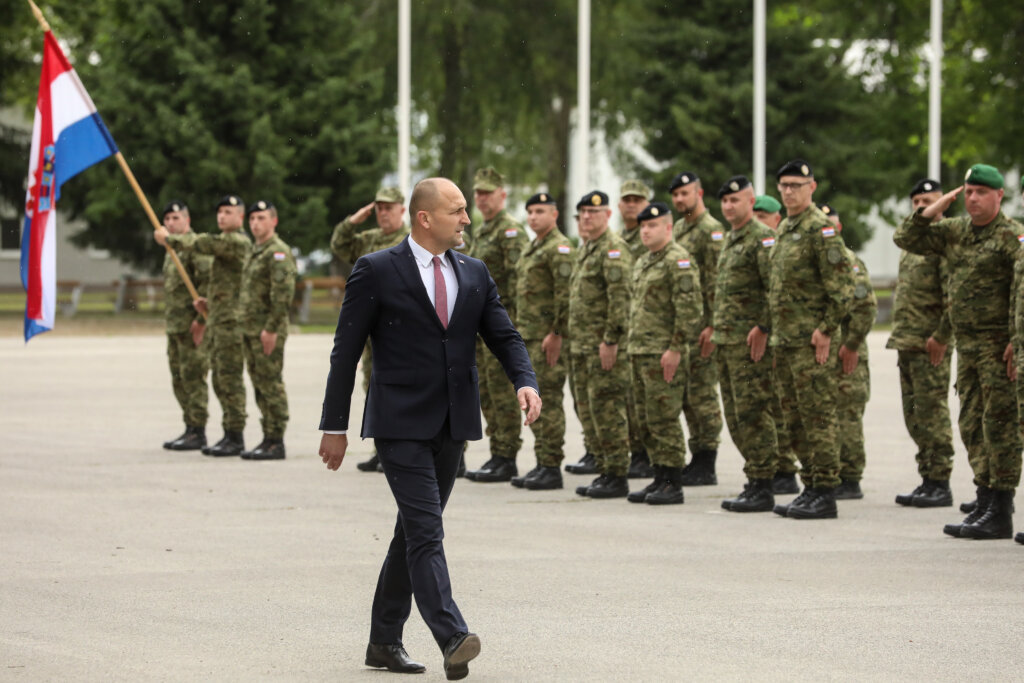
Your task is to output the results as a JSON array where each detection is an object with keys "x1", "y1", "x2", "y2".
[{"x1": 320, "y1": 236, "x2": 538, "y2": 441}]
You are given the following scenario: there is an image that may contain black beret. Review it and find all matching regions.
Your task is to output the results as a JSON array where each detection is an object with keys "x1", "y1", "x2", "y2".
[
  {"x1": 636, "y1": 202, "x2": 672, "y2": 223},
  {"x1": 525, "y1": 192, "x2": 558, "y2": 208},
  {"x1": 217, "y1": 194, "x2": 244, "y2": 209},
  {"x1": 909, "y1": 178, "x2": 941, "y2": 197},
  {"x1": 717, "y1": 175, "x2": 751, "y2": 199},
  {"x1": 162, "y1": 199, "x2": 188, "y2": 217},
  {"x1": 819, "y1": 203, "x2": 838, "y2": 219},
  {"x1": 248, "y1": 199, "x2": 275, "y2": 214},
  {"x1": 668, "y1": 171, "x2": 700, "y2": 192},
  {"x1": 776, "y1": 159, "x2": 813, "y2": 179},
  {"x1": 576, "y1": 190, "x2": 610, "y2": 210}
]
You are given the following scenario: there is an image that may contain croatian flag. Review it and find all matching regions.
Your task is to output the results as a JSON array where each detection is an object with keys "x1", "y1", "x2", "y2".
[{"x1": 21, "y1": 32, "x2": 118, "y2": 341}]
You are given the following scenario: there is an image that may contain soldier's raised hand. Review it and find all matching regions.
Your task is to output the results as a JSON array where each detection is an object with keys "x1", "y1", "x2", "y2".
[
  {"x1": 921, "y1": 186, "x2": 963, "y2": 221},
  {"x1": 350, "y1": 202, "x2": 376, "y2": 225}
]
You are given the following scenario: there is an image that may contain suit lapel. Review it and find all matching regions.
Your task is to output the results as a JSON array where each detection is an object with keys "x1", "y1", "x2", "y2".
[{"x1": 389, "y1": 238, "x2": 444, "y2": 330}]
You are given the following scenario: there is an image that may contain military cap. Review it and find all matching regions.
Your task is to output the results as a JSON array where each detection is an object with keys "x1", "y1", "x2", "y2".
[
  {"x1": 217, "y1": 194, "x2": 244, "y2": 209},
  {"x1": 753, "y1": 195, "x2": 782, "y2": 213},
  {"x1": 374, "y1": 187, "x2": 405, "y2": 204},
  {"x1": 473, "y1": 166, "x2": 504, "y2": 192},
  {"x1": 668, "y1": 171, "x2": 700, "y2": 192},
  {"x1": 909, "y1": 178, "x2": 941, "y2": 198},
  {"x1": 776, "y1": 159, "x2": 813, "y2": 179},
  {"x1": 576, "y1": 190, "x2": 610, "y2": 210},
  {"x1": 620, "y1": 179, "x2": 652, "y2": 199},
  {"x1": 248, "y1": 199, "x2": 275, "y2": 214},
  {"x1": 963, "y1": 164, "x2": 1004, "y2": 190},
  {"x1": 717, "y1": 175, "x2": 751, "y2": 199},
  {"x1": 819, "y1": 203, "x2": 838, "y2": 219},
  {"x1": 525, "y1": 192, "x2": 558, "y2": 208},
  {"x1": 162, "y1": 199, "x2": 188, "y2": 217},
  {"x1": 636, "y1": 202, "x2": 672, "y2": 223}
]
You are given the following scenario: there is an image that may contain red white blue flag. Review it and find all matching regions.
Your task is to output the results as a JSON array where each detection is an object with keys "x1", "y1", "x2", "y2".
[{"x1": 21, "y1": 32, "x2": 118, "y2": 341}]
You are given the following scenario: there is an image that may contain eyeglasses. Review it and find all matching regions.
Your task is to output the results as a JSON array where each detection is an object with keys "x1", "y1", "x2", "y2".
[{"x1": 777, "y1": 181, "x2": 812, "y2": 192}]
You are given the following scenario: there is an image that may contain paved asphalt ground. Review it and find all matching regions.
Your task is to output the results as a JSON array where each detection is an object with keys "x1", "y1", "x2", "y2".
[{"x1": 1, "y1": 330, "x2": 1022, "y2": 681}]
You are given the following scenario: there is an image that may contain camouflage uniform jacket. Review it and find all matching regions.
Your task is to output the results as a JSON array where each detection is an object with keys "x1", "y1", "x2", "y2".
[
  {"x1": 167, "y1": 229, "x2": 251, "y2": 326},
  {"x1": 515, "y1": 228, "x2": 574, "y2": 341},
  {"x1": 568, "y1": 228, "x2": 632, "y2": 354},
  {"x1": 163, "y1": 232, "x2": 212, "y2": 334},
  {"x1": 840, "y1": 249, "x2": 878, "y2": 354},
  {"x1": 885, "y1": 248, "x2": 953, "y2": 351},
  {"x1": 672, "y1": 210, "x2": 725, "y2": 328},
  {"x1": 240, "y1": 234, "x2": 298, "y2": 337},
  {"x1": 621, "y1": 225, "x2": 645, "y2": 259},
  {"x1": 467, "y1": 209, "x2": 528, "y2": 321},
  {"x1": 628, "y1": 240, "x2": 703, "y2": 355},
  {"x1": 895, "y1": 209, "x2": 1021, "y2": 343},
  {"x1": 710, "y1": 217, "x2": 774, "y2": 345},
  {"x1": 330, "y1": 217, "x2": 409, "y2": 263},
  {"x1": 768, "y1": 204, "x2": 853, "y2": 347}
]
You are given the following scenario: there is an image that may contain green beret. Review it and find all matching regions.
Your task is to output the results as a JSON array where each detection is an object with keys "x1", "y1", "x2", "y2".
[
  {"x1": 637, "y1": 202, "x2": 671, "y2": 223},
  {"x1": 473, "y1": 166, "x2": 504, "y2": 192},
  {"x1": 162, "y1": 199, "x2": 188, "y2": 217},
  {"x1": 576, "y1": 190, "x2": 609, "y2": 210},
  {"x1": 964, "y1": 164, "x2": 1004, "y2": 190},
  {"x1": 619, "y1": 179, "x2": 652, "y2": 199},
  {"x1": 753, "y1": 195, "x2": 782, "y2": 213},
  {"x1": 375, "y1": 186, "x2": 405, "y2": 204}
]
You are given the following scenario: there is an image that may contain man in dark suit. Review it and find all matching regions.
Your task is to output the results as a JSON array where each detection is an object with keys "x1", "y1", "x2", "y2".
[{"x1": 319, "y1": 177, "x2": 541, "y2": 680}]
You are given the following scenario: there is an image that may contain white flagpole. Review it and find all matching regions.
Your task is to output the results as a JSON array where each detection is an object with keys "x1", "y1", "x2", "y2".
[
  {"x1": 398, "y1": 0, "x2": 411, "y2": 197},
  {"x1": 753, "y1": 0, "x2": 766, "y2": 194},
  {"x1": 928, "y1": 0, "x2": 942, "y2": 180},
  {"x1": 573, "y1": 0, "x2": 591, "y2": 234}
]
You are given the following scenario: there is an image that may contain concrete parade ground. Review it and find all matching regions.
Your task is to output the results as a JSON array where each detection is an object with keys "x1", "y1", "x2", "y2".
[{"x1": 1, "y1": 329, "x2": 1022, "y2": 682}]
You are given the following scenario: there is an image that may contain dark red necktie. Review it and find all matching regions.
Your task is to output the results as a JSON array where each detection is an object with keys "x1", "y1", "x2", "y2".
[{"x1": 432, "y1": 255, "x2": 448, "y2": 328}]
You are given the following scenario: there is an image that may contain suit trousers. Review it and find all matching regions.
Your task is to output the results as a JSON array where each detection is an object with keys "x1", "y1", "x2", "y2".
[{"x1": 371, "y1": 420, "x2": 468, "y2": 649}]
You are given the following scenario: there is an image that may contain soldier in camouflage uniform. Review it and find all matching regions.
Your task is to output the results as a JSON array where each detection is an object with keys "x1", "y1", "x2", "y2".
[
  {"x1": 709, "y1": 178, "x2": 780, "y2": 513},
  {"x1": 238, "y1": 200, "x2": 298, "y2": 460},
  {"x1": 159, "y1": 200, "x2": 212, "y2": 452},
  {"x1": 157, "y1": 194, "x2": 252, "y2": 456},
  {"x1": 669, "y1": 171, "x2": 725, "y2": 485},
  {"x1": 819, "y1": 205, "x2": 878, "y2": 500},
  {"x1": 464, "y1": 167, "x2": 530, "y2": 483},
  {"x1": 625, "y1": 203, "x2": 703, "y2": 505},
  {"x1": 330, "y1": 187, "x2": 410, "y2": 472},
  {"x1": 508, "y1": 192, "x2": 574, "y2": 491},
  {"x1": 568, "y1": 191, "x2": 633, "y2": 499},
  {"x1": 889, "y1": 179, "x2": 956, "y2": 509},
  {"x1": 768, "y1": 160, "x2": 854, "y2": 520},
  {"x1": 753, "y1": 195, "x2": 783, "y2": 230},
  {"x1": 896, "y1": 163, "x2": 1023, "y2": 540},
  {"x1": 565, "y1": 210, "x2": 601, "y2": 475}
]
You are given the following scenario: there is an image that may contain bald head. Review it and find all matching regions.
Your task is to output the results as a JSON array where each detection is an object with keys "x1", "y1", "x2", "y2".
[
  {"x1": 409, "y1": 177, "x2": 470, "y2": 255},
  {"x1": 410, "y1": 178, "x2": 446, "y2": 227}
]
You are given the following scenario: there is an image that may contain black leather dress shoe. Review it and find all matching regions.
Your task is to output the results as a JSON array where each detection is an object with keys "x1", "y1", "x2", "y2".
[
  {"x1": 357, "y1": 453, "x2": 381, "y2": 472},
  {"x1": 365, "y1": 643, "x2": 425, "y2": 674},
  {"x1": 443, "y1": 632, "x2": 480, "y2": 681},
  {"x1": 467, "y1": 456, "x2": 517, "y2": 483},
  {"x1": 523, "y1": 466, "x2": 563, "y2": 490}
]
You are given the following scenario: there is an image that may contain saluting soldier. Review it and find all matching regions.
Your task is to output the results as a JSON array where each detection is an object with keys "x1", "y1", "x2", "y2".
[
  {"x1": 669, "y1": 171, "x2": 725, "y2": 485},
  {"x1": 510, "y1": 192, "x2": 574, "y2": 491},
  {"x1": 464, "y1": 167, "x2": 530, "y2": 483},
  {"x1": 709, "y1": 178, "x2": 780, "y2": 513},
  {"x1": 568, "y1": 191, "x2": 633, "y2": 498},
  {"x1": 896, "y1": 164, "x2": 1023, "y2": 540},
  {"x1": 768, "y1": 160, "x2": 854, "y2": 520},
  {"x1": 238, "y1": 200, "x2": 298, "y2": 460},
  {"x1": 889, "y1": 179, "x2": 956, "y2": 508},
  {"x1": 625, "y1": 202, "x2": 703, "y2": 505},
  {"x1": 156, "y1": 195, "x2": 252, "y2": 456},
  {"x1": 160, "y1": 200, "x2": 212, "y2": 452}
]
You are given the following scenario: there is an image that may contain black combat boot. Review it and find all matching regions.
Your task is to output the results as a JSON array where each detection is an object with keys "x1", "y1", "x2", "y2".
[
  {"x1": 243, "y1": 438, "x2": 286, "y2": 461},
  {"x1": 566, "y1": 453, "x2": 598, "y2": 475},
  {"x1": 511, "y1": 466, "x2": 542, "y2": 488},
  {"x1": 166, "y1": 425, "x2": 206, "y2": 451},
  {"x1": 960, "y1": 499, "x2": 977, "y2": 514},
  {"x1": 646, "y1": 467, "x2": 684, "y2": 505},
  {"x1": 357, "y1": 453, "x2": 381, "y2": 472},
  {"x1": 771, "y1": 471, "x2": 800, "y2": 494},
  {"x1": 576, "y1": 475, "x2": 604, "y2": 497},
  {"x1": 627, "y1": 466, "x2": 665, "y2": 503},
  {"x1": 774, "y1": 486, "x2": 815, "y2": 517},
  {"x1": 524, "y1": 466, "x2": 563, "y2": 490},
  {"x1": 911, "y1": 479, "x2": 953, "y2": 508},
  {"x1": 944, "y1": 486, "x2": 992, "y2": 537},
  {"x1": 204, "y1": 431, "x2": 245, "y2": 457},
  {"x1": 587, "y1": 473, "x2": 629, "y2": 499},
  {"x1": 241, "y1": 438, "x2": 268, "y2": 459},
  {"x1": 788, "y1": 487, "x2": 838, "y2": 519},
  {"x1": 627, "y1": 450, "x2": 655, "y2": 479},
  {"x1": 467, "y1": 456, "x2": 517, "y2": 483},
  {"x1": 960, "y1": 489, "x2": 1014, "y2": 540},
  {"x1": 895, "y1": 478, "x2": 928, "y2": 506},
  {"x1": 679, "y1": 449, "x2": 717, "y2": 486},
  {"x1": 1015, "y1": 532, "x2": 1024, "y2": 545},
  {"x1": 833, "y1": 478, "x2": 864, "y2": 500},
  {"x1": 723, "y1": 479, "x2": 775, "y2": 513}
]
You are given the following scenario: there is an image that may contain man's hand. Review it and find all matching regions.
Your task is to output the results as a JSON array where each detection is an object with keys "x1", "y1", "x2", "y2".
[
  {"x1": 811, "y1": 328, "x2": 831, "y2": 365},
  {"x1": 661, "y1": 349, "x2": 681, "y2": 383},
  {"x1": 541, "y1": 332, "x2": 563, "y2": 367},
  {"x1": 319, "y1": 433, "x2": 348, "y2": 471},
  {"x1": 747, "y1": 326, "x2": 768, "y2": 362},
  {"x1": 839, "y1": 345, "x2": 859, "y2": 375},
  {"x1": 925, "y1": 336, "x2": 947, "y2": 367},
  {"x1": 518, "y1": 387, "x2": 542, "y2": 426},
  {"x1": 190, "y1": 320, "x2": 205, "y2": 347},
  {"x1": 1004, "y1": 342, "x2": 1016, "y2": 381},
  {"x1": 260, "y1": 329, "x2": 278, "y2": 356},
  {"x1": 193, "y1": 297, "x2": 209, "y2": 316},
  {"x1": 698, "y1": 326, "x2": 715, "y2": 358},
  {"x1": 350, "y1": 202, "x2": 376, "y2": 225},
  {"x1": 599, "y1": 342, "x2": 618, "y2": 371},
  {"x1": 922, "y1": 186, "x2": 963, "y2": 220},
  {"x1": 154, "y1": 226, "x2": 169, "y2": 246}
]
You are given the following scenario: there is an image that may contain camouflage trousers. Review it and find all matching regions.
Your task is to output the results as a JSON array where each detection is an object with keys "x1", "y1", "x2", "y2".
[
  {"x1": 896, "y1": 350, "x2": 955, "y2": 480},
  {"x1": 209, "y1": 323, "x2": 247, "y2": 432},
  {"x1": 166, "y1": 331, "x2": 209, "y2": 428},
  {"x1": 627, "y1": 386, "x2": 648, "y2": 454},
  {"x1": 681, "y1": 340, "x2": 722, "y2": 454},
  {"x1": 957, "y1": 338, "x2": 1021, "y2": 491},
  {"x1": 476, "y1": 337, "x2": 522, "y2": 459},
  {"x1": 569, "y1": 352, "x2": 630, "y2": 476},
  {"x1": 716, "y1": 343, "x2": 777, "y2": 480},
  {"x1": 524, "y1": 340, "x2": 566, "y2": 467},
  {"x1": 775, "y1": 343, "x2": 841, "y2": 489},
  {"x1": 630, "y1": 354, "x2": 686, "y2": 468},
  {"x1": 771, "y1": 364, "x2": 800, "y2": 475},
  {"x1": 837, "y1": 355, "x2": 871, "y2": 482},
  {"x1": 242, "y1": 333, "x2": 289, "y2": 439},
  {"x1": 568, "y1": 356, "x2": 596, "y2": 456}
]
